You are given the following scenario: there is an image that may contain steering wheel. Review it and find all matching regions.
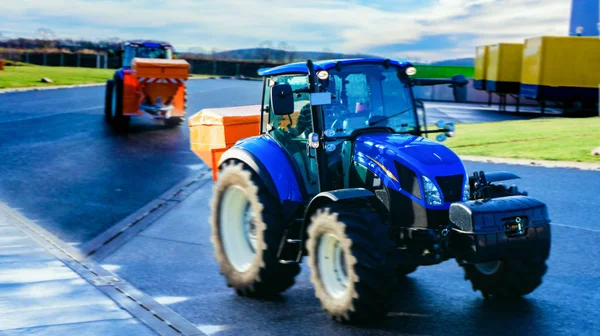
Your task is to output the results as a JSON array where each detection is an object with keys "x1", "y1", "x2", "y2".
[{"x1": 325, "y1": 104, "x2": 352, "y2": 131}]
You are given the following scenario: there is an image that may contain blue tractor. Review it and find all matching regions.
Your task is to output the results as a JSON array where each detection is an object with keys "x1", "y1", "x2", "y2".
[{"x1": 206, "y1": 58, "x2": 551, "y2": 323}]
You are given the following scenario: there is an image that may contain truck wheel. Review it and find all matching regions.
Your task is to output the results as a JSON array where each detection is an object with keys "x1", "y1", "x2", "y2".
[
  {"x1": 112, "y1": 77, "x2": 130, "y2": 132},
  {"x1": 210, "y1": 160, "x2": 300, "y2": 297},
  {"x1": 460, "y1": 258, "x2": 547, "y2": 299},
  {"x1": 104, "y1": 80, "x2": 114, "y2": 123},
  {"x1": 306, "y1": 202, "x2": 394, "y2": 323}
]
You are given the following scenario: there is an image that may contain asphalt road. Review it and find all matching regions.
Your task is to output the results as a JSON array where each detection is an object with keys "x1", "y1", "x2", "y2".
[
  {"x1": 0, "y1": 82, "x2": 593, "y2": 335},
  {"x1": 0, "y1": 79, "x2": 261, "y2": 245},
  {"x1": 101, "y1": 161, "x2": 600, "y2": 336},
  {"x1": 0, "y1": 81, "x2": 546, "y2": 246}
]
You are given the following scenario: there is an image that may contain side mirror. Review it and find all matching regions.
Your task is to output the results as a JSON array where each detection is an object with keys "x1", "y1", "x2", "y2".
[
  {"x1": 271, "y1": 84, "x2": 294, "y2": 115},
  {"x1": 451, "y1": 75, "x2": 468, "y2": 103}
]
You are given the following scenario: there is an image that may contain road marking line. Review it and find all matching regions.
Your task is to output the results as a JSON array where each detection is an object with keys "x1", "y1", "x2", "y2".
[{"x1": 551, "y1": 222, "x2": 600, "y2": 233}]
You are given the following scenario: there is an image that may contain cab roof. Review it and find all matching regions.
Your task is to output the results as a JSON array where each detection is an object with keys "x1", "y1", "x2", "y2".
[
  {"x1": 257, "y1": 58, "x2": 413, "y2": 77},
  {"x1": 125, "y1": 40, "x2": 173, "y2": 48}
]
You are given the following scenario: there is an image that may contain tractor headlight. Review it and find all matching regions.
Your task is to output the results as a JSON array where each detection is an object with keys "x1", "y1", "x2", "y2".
[
  {"x1": 462, "y1": 178, "x2": 470, "y2": 201},
  {"x1": 422, "y1": 176, "x2": 442, "y2": 206},
  {"x1": 406, "y1": 67, "x2": 417, "y2": 76}
]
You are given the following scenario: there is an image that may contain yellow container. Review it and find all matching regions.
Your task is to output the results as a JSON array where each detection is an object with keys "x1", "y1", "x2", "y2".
[
  {"x1": 520, "y1": 36, "x2": 600, "y2": 101},
  {"x1": 474, "y1": 45, "x2": 489, "y2": 90},
  {"x1": 485, "y1": 43, "x2": 523, "y2": 94}
]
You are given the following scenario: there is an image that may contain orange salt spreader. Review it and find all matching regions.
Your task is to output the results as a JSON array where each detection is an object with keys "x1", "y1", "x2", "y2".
[
  {"x1": 105, "y1": 40, "x2": 190, "y2": 131},
  {"x1": 188, "y1": 105, "x2": 263, "y2": 181}
]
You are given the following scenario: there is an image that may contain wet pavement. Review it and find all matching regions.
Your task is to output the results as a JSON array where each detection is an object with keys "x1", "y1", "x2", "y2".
[
  {"x1": 99, "y1": 161, "x2": 600, "y2": 336},
  {"x1": 0, "y1": 79, "x2": 261, "y2": 245},
  {"x1": 0, "y1": 80, "x2": 544, "y2": 246}
]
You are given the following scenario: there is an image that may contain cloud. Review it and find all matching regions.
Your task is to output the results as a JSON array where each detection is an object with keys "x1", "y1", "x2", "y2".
[{"x1": 0, "y1": 0, "x2": 571, "y2": 61}]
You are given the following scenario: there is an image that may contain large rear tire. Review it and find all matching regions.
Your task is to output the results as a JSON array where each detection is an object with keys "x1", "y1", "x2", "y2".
[
  {"x1": 111, "y1": 76, "x2": 130, "y2": 132},
  {"x1": 459, "y1": 258, "x2": 548, "y2": 299},
  {"x1": 104, "y1": 80, "x2": 114, "y2": 123},
  {"x1": 210, "y1": 160, "x2": 300, "y2": 297},
  {"x1": 306, "y1": 201, "x2": 395, "y2": 323}
]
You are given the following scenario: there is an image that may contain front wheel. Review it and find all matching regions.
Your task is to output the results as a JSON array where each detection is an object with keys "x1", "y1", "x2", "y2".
[
  {"x1": 460, "y1": 258, "x2": 548, "y2": 299},
  {"x1": 210, "y1": 160, "x2": 300, "y2": 297},
  {"x1": 306, "y1": 202, "x2": 395, "y2": 323}
]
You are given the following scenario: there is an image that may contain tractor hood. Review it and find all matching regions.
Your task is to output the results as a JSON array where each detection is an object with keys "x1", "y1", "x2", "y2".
[{"x1": 353, "y1": 133, "x2": 467, "y2": 200}]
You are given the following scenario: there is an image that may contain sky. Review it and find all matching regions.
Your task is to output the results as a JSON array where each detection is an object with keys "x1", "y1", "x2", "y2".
[{"x1": 0, "y1": 0, "x2": 573, "y2": 63}]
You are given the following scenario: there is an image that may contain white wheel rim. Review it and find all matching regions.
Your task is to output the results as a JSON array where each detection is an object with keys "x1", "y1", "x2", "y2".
[
  {"x1": 219, "y1": 186, "x2": 256, "y2": 272},
  {"x1": 317, "y1": 233, "x2": 349, "y2": 299},
  {"x1": 475, "y1": 261, "x2": 502, "y2": 275}
]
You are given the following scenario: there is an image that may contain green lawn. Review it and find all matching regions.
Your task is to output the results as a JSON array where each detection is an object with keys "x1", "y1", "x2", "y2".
[
  {"x1": 414, "y1": 65, "x2": 474, "y2": 79},
  {"x1": 0, "y1": 63, "x2": 210, "y2": 89},
  {"x1": 443, "y1": 117, "x2": 600, "y2": 163},
  {"x1": 0, "y1": 63, "x2": 114, "y2": 89}
]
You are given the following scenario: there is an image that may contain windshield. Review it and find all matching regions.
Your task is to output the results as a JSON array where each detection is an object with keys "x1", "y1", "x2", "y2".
[
  {"x1": 123, "y1": 45, "x2": 173, "y2": 67},
  {"x1": 322, "y1": 64, "x2": 416, "y2": 137}
]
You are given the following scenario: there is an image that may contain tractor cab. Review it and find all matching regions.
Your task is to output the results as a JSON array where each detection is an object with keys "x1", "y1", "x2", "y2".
[
  {"x1": 263, "y1": 59, "x2": 461, "y2": 194},
  {"x1": 120, "y1": 40, "x2": 174, "y2": 68}
]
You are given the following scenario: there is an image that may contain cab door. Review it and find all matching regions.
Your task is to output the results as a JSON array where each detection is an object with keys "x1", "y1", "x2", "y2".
[{"x1": 262, "y1": 75, "x2": 320, "y2": 196}]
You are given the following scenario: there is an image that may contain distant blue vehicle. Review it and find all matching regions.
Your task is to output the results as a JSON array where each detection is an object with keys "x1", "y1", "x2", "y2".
[{"x1": 205, "y1": 58, "x2": 552, "y2": 324}]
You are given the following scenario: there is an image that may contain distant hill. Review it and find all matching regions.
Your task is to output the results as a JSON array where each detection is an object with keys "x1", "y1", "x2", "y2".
[
  {"x1": 183, "y1": 47, "x2": 474, "y2": 67},
  {"x1": 210, "y1": 48, "x2": 377, "y2": 63},
  {"x1": 430, "y1": 57, "x2": 474, "y2": 66}
]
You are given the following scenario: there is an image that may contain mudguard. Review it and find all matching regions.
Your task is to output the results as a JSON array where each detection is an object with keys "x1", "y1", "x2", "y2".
[
  {"x1": 218, "y1": 135, "x2": 304, "y2": 204},
  {"x1": 470, "y1": 171, "x2": 520, "y2": 184},
  {"x1": 303, "y1": 188, "x2": 377, "y2": 226}
]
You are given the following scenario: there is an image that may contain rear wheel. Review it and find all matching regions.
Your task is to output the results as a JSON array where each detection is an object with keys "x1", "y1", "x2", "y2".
[
  {"x1": 210, "y1": 160, "x2": 300, "y2": 297},
  {"x1": 104, "y1": 80, "x2": 114, "y2": 123},
  {"x1": 111, "y1": 77, "x2": 130, "y2": 132},
  {"x1": 460, "y1": 258, "x2": 548, "y2": 299},
  {"x1": 306, "y1": 202, "x2": 395, "y2": 323}
]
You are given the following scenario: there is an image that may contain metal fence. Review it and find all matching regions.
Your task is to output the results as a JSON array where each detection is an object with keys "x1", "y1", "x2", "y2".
[{"x1": 0, "y1": 50, "x2": 548, "y2": 107}]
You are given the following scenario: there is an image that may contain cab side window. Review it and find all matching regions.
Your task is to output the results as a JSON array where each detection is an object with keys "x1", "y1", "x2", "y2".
[{"x1": 267, "y1": 75, "x2": 312, "y2": 138}]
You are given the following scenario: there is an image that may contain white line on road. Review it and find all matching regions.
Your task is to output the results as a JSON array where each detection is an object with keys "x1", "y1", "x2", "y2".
[{"x1": 551, "y1": 222, "x2": 600, "y2": 233}]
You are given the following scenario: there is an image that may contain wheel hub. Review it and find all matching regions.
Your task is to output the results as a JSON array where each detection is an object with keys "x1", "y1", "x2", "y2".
[
  {"x1": 219, "y1": 186, "x2": 256, "y2": 272},
  {"x1": 317, "y1": 233, "x2": 349, "y2": 299},
  {"x1": 474, "y1": 260, "x2": 502, "y2": 275}
]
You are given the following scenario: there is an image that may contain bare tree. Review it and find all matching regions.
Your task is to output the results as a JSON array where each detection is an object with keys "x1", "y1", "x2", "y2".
[
  {"x1": 319, "y1": 47, "x2": 333, "y2": 60},
  {"x1": 211, "y1": 48, "x2": 220, "y2": 60},
  {"x1": 257, "y1": 40, "x2": 273, "y2": 62},
  {"x1": 35, "y1": 28, "x2": 56, "y2": 49},
  {"x1": 286, "y1": 45, "x2": 296, "y2": 63},
  {"x1": 188, "y1": 46, "x2": 207, "y2": 58}
]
